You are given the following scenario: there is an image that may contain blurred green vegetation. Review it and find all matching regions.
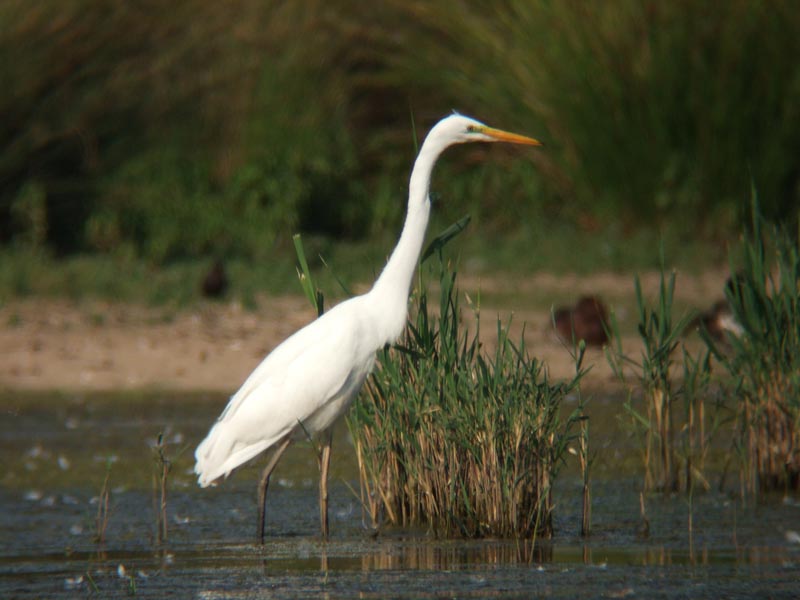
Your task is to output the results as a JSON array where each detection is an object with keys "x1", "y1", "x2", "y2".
[{"x1": 1, "y1": 0, "x2": 798, "y2": 295}]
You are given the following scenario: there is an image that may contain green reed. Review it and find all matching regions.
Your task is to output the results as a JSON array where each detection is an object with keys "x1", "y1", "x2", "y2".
[
  {"x1": 607, "y1": 258, "x2": 714, "y2": 494},
  {"x1": 348, "y1": 256, "x2": 585, "y2": 538}
]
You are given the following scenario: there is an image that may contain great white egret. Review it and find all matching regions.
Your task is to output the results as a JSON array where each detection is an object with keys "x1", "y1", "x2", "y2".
[{"x1": 194, "y1": 113, "x2": 541, "y2": 541}]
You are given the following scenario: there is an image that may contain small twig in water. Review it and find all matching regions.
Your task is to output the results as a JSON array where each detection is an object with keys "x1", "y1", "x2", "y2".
[
  {"x1": 94, "y1": 460, "x2": 112, "y2": 545},
  {"x1": 152, "y1": 433, "x2": 172, "y2": 545}
]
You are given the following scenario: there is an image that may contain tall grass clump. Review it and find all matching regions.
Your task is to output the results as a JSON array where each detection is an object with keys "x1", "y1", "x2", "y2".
[
  {"x1": 607, "y1": 262, "x2": 715, "y2": 494},
  {"x1": 704, "y1": 198, "x2": 800, "y2": 493},
  {"x1": 348, "y1": 255, "x2": 585, "y2": 538}
]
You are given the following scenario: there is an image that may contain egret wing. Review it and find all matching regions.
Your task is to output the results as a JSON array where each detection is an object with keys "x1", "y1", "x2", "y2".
[{"x1": 194, "y1": 299, "x2": 371, "y2": 485}]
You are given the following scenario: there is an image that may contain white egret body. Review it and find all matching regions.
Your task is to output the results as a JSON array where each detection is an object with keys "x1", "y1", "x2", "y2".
[{"x1": 194, "y1": 114, "x2": 540, "y2": 540}]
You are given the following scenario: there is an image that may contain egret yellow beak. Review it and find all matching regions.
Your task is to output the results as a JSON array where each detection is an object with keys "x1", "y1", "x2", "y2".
[{"x1": 481, "y1": 126, "x2": 542, "y2": 146}]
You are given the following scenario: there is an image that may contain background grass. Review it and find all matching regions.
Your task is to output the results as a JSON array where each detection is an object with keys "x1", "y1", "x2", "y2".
[
  {"x1": 1, "y1": 0, "x2": 798, "y2": 292},
  {"x1": 0, "y1": 223, "x2": 731, "y2": 307}
]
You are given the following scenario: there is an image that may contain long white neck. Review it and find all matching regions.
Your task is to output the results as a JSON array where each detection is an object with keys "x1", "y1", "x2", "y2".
[{"x1": 368, "y1": 138, "x2": 446, "y2": 345}]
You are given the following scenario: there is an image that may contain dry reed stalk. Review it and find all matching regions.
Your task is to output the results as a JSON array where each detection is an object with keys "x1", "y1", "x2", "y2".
[
  {"x1": 579, "y1": 418, "x2": 591, "y2": 537},
  {"x1": 698, "y1": 394, "x2": 706, "y2": 475},
  {"x1": 687, "y1": 394, "x2": 695, "y2": 493},
  {"x1": 151, "y1": 432, "x2": 173, "y2": 545},
  {"x1": 747, "y1": 374, "x2": 799, "y2": 491},
  {"x1": 94, "y1": 465, "x2": 111, "y2": 545}
]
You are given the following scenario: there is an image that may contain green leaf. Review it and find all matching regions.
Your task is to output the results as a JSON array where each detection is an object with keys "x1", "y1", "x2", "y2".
[
  {"x1": 292, "y1": 233, "x2": 319, "y2": 315},
  {"x1": 421, "y1": 215, "x2": 471, "y2": 264}
]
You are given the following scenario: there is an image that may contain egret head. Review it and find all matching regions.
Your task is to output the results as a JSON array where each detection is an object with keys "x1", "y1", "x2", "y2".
[{"x1": 428, "y1": 113, "x2": 542, "y2": 148}]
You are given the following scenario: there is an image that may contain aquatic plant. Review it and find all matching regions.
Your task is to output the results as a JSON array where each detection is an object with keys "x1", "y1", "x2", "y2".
[
  {"x1": 704, "y1": 196, "x2": 800, "y2": 493},
  {"x1": 607, "y1": 262, "x2": 714, "y2": 494},
  {"x1": 348, "y1": 255, "x2": 585, "y2": 538}
]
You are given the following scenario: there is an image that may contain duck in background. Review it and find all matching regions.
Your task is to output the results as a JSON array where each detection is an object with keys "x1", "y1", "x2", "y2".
[
  {"x1": 551, "y1": 295, "x2": 610, "y2": 347},
  {"x1": 201, "y1": 259, "x2": 229, "y2": 299},
  {"x1": 692, "y1": 272, "x2": 745, "y2": 342},
  {"x1": 695, "y1": 299, "x2": 743, "y2": 341}
]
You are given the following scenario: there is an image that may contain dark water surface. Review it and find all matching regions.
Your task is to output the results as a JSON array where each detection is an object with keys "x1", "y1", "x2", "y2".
[{"x1": 1, "y1": 392, "x2": 798, "y2": 598}]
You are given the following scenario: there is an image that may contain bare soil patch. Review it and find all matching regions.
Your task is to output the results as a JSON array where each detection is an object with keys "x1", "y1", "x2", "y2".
[{"x1": 0, "y1": 269, "x2": 728, "y2": 393}]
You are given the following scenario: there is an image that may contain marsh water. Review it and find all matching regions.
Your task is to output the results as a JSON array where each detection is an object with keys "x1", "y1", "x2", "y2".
[{"x1": 1, "y1": 392, "x2": 798, "y2": 598}]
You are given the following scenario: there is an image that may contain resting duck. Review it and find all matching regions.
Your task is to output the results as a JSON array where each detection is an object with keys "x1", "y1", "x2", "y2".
[{"x1": 552, "y1": 295, "x2": 610, "y2": 347}]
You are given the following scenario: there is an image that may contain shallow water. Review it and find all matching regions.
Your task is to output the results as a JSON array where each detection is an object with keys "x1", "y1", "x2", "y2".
[{"x1": 1, "y1": 392, "x2": 798, "y2": 598}]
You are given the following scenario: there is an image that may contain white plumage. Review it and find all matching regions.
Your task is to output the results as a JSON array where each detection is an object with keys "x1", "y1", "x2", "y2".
[
  {"x1": 195, "y1": 298, "x2": 378, "y2": 486},
  {"x1": 193, "y1": 114, "x2": 541, "y2": 540}
]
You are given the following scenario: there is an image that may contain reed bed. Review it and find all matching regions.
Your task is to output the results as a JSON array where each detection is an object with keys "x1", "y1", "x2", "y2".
[
  {"x1": 607, "y1": 198, "x2": 799, "y2": 499},
  {"x1": 348, "y1": 258, "x2": 585, "y2": 538},
  {"x1": 705, "y1": 198, "x2": 800, "y2": 493}
]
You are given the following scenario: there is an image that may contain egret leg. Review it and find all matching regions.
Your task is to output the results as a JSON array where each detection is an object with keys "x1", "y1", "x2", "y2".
[
  {"x1": 257, "y1": 436, "x2": 292, "y2": 544},
  {"x1": 318, "y1": 430, "x2": 333, "y2": 538}
]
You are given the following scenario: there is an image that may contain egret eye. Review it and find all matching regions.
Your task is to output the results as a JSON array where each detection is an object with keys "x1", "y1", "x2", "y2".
[{"x1": 466, "y1": 125, "x2": 480, "y2": 133}]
